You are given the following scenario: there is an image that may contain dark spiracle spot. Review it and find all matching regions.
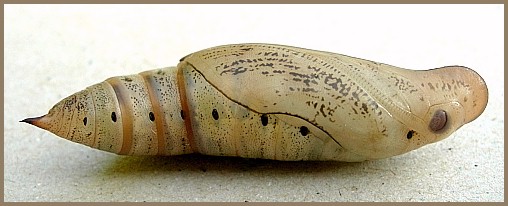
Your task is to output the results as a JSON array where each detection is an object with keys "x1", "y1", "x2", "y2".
[
  {"x1": 149, "y1": 112, "x2": 155, "y2": 121},
  {"x1": 407, "y1": 130, "x2": 415, "y2": 139},
  {"x1": 261, "y1": 114, "x2": 268, "y2": 126},
  {"x1": 299, "y1": 126, "x2": 309, "y2": 136},
  {"x1": 83, "y1": 117, "x2": 87, "y2": 126},
  {"x1": 212, "y1": 109, "x2": 219, "y2": 120},
  {"x1": 111, "y1": 112, "x2": 117, "y2": 122},
  {"x1": 429, "y1": 109, "x2": 447, "y2": 132},
  {"x1": 180, "y1": 110, "x2": 185, "y2": 119}
]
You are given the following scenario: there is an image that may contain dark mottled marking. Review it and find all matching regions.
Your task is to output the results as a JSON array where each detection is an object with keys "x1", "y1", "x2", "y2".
[
  {"x1": 149, "y1": 112, "x2": 155, "y2": 121},
  {"x1": 180, "y1": 110, "x2": 185, "y2": 119},
  {"x1": 122, "y1": 77, "x2": 133, "y2": 82},
  {"x1": 83, "y1": 117, "x2": 87, "y2": 126},
  {"x1": 407, "y1": 130, "x2": 415, "y2": 139},
  {"x1": 220, "y1": 67, "x2": 247, "y2": 75},
  {"x1": 319, "y1": 104, "x2": 327, "y2": 117},
  {"x1": 429, "y1": 110, "x2": 447, "y2": 132},
  {"x1": 259, "y1": 63, "x2": 274, "y2": 68},
  {"x1": 77, "y1": 102, "x2": 85, "y2": 111},
  {"x1": 261, "y1": 114, "x2": 268, "y2": 126},
  {"x1": 111, "y1": 112, "x2": 117, "y2": 122},
  {"x1": 212, "y1": 109, "x2": 219, "y2": 120},
  {"x1": 324, "y1": 74, "x2": 340, "y2": 91},
  {"x1": 288, "y1": 72, "x2": 309, "y2": 78},
  {"x1": 361, "y1": 103, "x2": 369, "y2": 114},
  {"x1": 299, "y1": 126, "x2": 309, "y2": 136},
  {"x1": 427, "y1": 83, "x2": 435, "y2": 90},
  {"x1": 302, "y1": 87, "x2": 318, "y2": 93}
]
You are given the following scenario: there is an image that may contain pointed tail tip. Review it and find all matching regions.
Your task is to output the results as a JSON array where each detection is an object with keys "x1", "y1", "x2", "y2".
[{"x1": 20, "y1": 115, "x2": 46, "y2": 126}]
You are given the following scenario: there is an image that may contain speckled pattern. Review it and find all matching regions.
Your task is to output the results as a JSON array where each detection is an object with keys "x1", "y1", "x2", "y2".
[
  {"x1": 182, "y1": 64, "x2": 343, "y2": 161},
  {"x1": 182, "y1": 44, "x2": 488, "y2": 160},
  {"x1": 19, "y1": 44, "x2": 488, "y2": 162},
  {"x1": 4, "y1": 5, "x2": 503, "y2": 202}
]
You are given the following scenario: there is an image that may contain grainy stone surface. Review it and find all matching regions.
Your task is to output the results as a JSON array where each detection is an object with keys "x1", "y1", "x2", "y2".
[{"x1": 4, "y1": 4, "x2": 503, "y2": 202}]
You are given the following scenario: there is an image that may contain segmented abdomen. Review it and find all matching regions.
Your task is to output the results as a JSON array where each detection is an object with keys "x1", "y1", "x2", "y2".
[{"x1": 71, "y1": 65, "x2": 346, "y2": 160}]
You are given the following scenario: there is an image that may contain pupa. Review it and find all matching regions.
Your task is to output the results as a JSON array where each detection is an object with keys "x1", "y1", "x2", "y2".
[{"x1": 21, "y1": 43, "x2": 489, "y2": 162}]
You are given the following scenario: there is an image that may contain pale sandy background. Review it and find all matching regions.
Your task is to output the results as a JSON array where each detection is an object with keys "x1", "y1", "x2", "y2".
[{"x1": 4, "y1": 4, "x2": 504, "y2": 202}]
